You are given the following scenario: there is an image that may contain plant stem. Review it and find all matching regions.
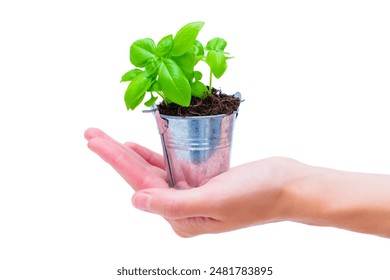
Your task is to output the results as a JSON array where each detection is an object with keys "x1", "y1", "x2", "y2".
[{"x1": 208, "y1": 71, "x2": 213, "y2": 95}]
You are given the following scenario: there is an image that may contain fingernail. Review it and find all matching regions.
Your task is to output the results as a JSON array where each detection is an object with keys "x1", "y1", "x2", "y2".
[{"x1": 132, "y1": 193, "x2": 151, "y2": 212}]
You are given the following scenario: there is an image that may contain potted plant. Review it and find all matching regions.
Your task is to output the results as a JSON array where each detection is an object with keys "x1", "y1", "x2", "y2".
[{"x1": 121, "y1": 21, "x2": 241, "y2": 189}]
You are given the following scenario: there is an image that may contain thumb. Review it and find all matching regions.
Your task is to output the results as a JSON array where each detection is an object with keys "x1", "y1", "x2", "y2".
[{"x1": 132, "y1": 187, "x2": 214, "y2": 219}]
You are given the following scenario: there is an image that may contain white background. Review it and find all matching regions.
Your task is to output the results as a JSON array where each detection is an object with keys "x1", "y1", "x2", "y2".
[{"x1": 1, "y1": 0, "x2": 390, "y2": 279}]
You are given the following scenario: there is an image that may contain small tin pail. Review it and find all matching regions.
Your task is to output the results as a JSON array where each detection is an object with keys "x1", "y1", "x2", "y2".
[{"x1": 154, "y1": 109, "x2": 238, "y2": 189}]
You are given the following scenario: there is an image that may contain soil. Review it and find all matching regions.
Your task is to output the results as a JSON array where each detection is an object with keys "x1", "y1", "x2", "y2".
[{"x1": 157, "y1": 88, "x2": 241, "y2": 117}]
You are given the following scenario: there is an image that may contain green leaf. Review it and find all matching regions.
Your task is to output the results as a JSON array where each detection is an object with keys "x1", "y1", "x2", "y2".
[
  {"x1": 193, "y1": 71, "x2": 202, "y2": 81},
  {"x1": 206, "y1": 37, "x2": 227, "y2": 52},
  {"x1": 158, "y1": 59, "x2": 191, "y2": 106},
  {"x1": 145, "y1": 58, "x2": 161, "y2": 78},
  {"x1": 193, "y1": 40, "x2": 205, "y2": 64},
  {"x1": 144, "y1": 93, "x2": 158, "y2": 107},
  {"x1": 124, "y1": 72, "x2": 152, "y2": 110},
  {"x1": 156, "y1": 35, "x2": 173, "y2": 57},
  {"x1": 205, "y1": 50, "x2": 227, "y2": 79},
  {"x1": 171, "y1": 50, "x2": 195, "y2": 79},
  {"x1": 121, "y1": 69, "x2": 143, "y2": 82},
  {"x1": 130, "y1": 38, "x2": 156, "y2": 67},
  {"x1": 149, "y1": 81, "x2": 160, "y2": 92},
  {"x1": 193, "y1": 40, "x2": 204, "y2": 56},
  {"x1": 171, "y1": 21, "x2": 204, "y2": 57},
  {"x1": 190, "y1": 81, "x2": 208, "y2": 98}
]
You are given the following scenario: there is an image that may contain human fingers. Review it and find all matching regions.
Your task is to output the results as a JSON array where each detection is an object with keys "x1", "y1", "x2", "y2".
[
  {"x1": 132, "y1": 186, "x2": 245, "y2": 236},
  {"x1": 167, "y1": 216, "x2": 224, "y2": 237},
  {"x1": 131, "y1": 187, "x2": 217, "y2": 219},
  {"x1": 125, "y1": 142, "x2": 165, "y2": 170},
  {"x1": 84, "y1": 127, "x2": 132, "y2": 156},
  {"x1": 88, "y1": 137, "x2": 168, "y2": 190},
  {"x1": 132, "y1": 187, "x2": 226, "y2": 236},
  {"x1": 85, "y1": 127, "x2": 165, "y2": 176},
  {"x1": 84, "y1": 127, "x2": 118, "y2": 142}
]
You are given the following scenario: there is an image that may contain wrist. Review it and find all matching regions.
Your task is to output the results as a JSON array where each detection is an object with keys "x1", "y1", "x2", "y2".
[
  {"x1": 260, "y1": 157, "x2": 317, "y2": 223},
  {"x1": 277, "y1": 159, "x2": 329, "y2": 225}
]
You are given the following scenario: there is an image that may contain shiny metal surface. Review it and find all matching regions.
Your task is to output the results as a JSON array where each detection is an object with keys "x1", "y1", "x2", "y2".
[{"x1": 155, "y1": 110, "x2": 238, "y2": 189}]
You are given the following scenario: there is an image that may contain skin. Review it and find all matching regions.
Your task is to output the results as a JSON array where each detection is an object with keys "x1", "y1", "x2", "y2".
[{"x1": 85, "y1": 127, "x2": 390, "y2": 238}]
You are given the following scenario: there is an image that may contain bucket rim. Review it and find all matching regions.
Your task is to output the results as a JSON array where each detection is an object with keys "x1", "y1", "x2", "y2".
[{"x1": 159, "y1": 111, "x2": 238, "y2": 120}]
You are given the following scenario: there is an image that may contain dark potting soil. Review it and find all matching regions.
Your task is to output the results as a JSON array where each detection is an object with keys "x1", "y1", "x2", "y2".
[{"x1": 157, "y1": 88, "x2": 241, "y2": 117}]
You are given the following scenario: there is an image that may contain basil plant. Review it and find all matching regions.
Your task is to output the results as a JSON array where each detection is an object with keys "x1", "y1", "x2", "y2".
[{"x1": 121, "y1": 21, "x2": 232, "y2": 110}]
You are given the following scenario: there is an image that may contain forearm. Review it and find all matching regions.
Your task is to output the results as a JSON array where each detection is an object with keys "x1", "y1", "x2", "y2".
[{"x1": 284, "y1": 163, "x2": 390, "y2": 238}]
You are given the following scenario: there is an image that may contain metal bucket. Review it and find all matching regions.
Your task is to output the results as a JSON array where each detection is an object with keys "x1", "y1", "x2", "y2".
[{"x1": 154, "y1": 109, "x2": 238, "y2": 189}]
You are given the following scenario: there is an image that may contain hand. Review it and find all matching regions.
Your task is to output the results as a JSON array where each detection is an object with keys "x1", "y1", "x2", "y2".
[
  {"x1": 84, "y1": 127, "x2": 301, "y2": 237},
  {"x1": 85, "y1": 128, "x2": 390, "y2": 238},
  {"x1": 130, "y1": 157, "x2": 302, "y2": 237}
]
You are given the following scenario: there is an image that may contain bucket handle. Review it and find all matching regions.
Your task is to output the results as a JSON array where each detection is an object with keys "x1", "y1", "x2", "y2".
[
  {"x1": 233, "y1": 92, "x2": 242, "y2": 119},
  {"x1": 143, "y1": 106, "x2": 169, "y2": 134}
]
